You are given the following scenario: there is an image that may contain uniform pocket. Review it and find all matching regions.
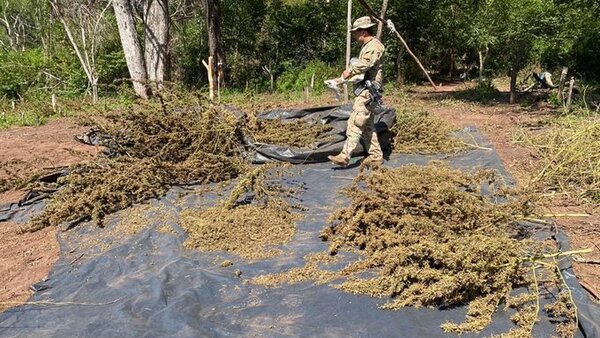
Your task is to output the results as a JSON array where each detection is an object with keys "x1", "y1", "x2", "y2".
[{"x1": 354, "y1": 112, "x2": 370, "y2": 128}]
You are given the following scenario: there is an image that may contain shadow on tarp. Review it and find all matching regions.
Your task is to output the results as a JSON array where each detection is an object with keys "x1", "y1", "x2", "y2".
[{"x1": 0, "y1": 128, "x2": 599, "y2": 338}]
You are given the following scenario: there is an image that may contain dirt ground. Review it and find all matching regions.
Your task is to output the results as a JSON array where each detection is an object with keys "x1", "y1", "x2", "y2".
[
  {"x1": 0, "y1": 118, "x2": 97, "y2": 311},
  {"x1": 0, "y1": 85, "x2": 598, "y2": 314}
]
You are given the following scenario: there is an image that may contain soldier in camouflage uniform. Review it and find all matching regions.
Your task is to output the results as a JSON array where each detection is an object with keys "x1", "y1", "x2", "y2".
[{"x1": 328, "y1": 16, "x2": 385, "y2": 167}]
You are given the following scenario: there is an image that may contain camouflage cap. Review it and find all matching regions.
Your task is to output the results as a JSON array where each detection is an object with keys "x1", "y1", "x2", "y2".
[{"x1": 350, "y1": 16, "x2": 376, "y2": 32}]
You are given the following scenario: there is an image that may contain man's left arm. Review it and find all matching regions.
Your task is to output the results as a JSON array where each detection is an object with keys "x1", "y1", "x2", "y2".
[{"x1": 342, "y1": 45, "x2": 383, "y2": 79}]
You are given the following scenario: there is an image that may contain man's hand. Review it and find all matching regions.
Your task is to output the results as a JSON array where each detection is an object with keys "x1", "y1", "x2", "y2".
[{"x1": 341, "y1": 70, "x2": 351, "y2": 80}]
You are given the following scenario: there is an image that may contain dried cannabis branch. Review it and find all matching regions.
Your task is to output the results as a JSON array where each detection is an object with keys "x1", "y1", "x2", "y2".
[
  {"x1": 181, "y1": 163, "x2": 301, "y2": 260},
  {"x1": 27, "y1": 92, "x2": 245, "y2": 231},
  {"x1": 392, "y1": 110, "x2": 467, "y2": 154},
  {"x1": 515, "y1": 116, "x2": 600, "y2": 202},
  {"x1": 252, "y1": 164, "x2": 581, "y2": 335}
]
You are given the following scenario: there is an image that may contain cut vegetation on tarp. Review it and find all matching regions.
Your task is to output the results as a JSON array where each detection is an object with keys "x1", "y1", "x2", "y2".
[{"x1": 252, "y1": 163, "x2": 585, "y2": 337}]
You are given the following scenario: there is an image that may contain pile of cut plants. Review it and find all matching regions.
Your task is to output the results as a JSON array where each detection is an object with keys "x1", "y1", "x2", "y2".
[
  {"x1": 26, "y1": 92, "x2": 247, "y2": 232},
  {"x1": 181, "y1": 163, "x2": 303, "y2": 260},
  {"x1": 252, "y1": 163, "x2": 584, "y2": 337},
  {"x1": 515, "y1": 115, "x2": 600, "y2": 203},
  {"x1": 392, "y1": 109, "x2": 467, "y2": 154},
  {"x1": 245, "y1": 115, "x2": 334, "y2": 149}
]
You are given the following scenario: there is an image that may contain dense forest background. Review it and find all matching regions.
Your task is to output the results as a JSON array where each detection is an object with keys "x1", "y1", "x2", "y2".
[{"x1": 1, "y1": 0, "x2": 599, "y2": 102}]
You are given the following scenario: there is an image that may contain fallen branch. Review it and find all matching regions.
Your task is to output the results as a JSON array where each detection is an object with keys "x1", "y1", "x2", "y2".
[
  {"x1": 573, "y1": 257, "x2": 600, "y2": 265},
  {"x1": 542, "y1": 213, "x2": 590, "y2": 218},
  {"x1": 579, "y1": 280, "x2": 600, "y2": 302}
]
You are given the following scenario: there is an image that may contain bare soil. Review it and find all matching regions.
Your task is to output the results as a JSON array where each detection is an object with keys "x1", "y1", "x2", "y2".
[
  {"x1": 0, "y1": 118, "x2": 97, "y2": 311},
  {"x1": 0, "y1": 221, "x2": 58, "y2": 313},
  {"x1": 0, "y1": 118, "x2": 98, "y2": 180}
]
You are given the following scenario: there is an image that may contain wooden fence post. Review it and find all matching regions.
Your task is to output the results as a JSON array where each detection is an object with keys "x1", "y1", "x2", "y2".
[
  {"x1": 566, "y1": 76, "x2": 575, "y2": 110},
  {"x1": 557, "y1": 67, "x2": 568, "y2": 103}
]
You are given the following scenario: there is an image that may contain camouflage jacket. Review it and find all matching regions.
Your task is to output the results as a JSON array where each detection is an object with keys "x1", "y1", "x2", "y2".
[{"x1": 347, "y1": 37, "x2": 385, "y2": 85}]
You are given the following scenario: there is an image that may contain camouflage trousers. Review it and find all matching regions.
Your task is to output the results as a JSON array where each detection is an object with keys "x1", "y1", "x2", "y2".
[{"x1": 340, "y1": 90, "x2": 383, "y2": 161}]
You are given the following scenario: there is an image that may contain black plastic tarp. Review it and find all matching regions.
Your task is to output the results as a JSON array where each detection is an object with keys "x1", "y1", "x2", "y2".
[
  {"x1": 246, "y1": 104, "x2": 396, "y2": 164},
  {"x1": 0, "y1": 128, "x2": 599, "y2": 338}
]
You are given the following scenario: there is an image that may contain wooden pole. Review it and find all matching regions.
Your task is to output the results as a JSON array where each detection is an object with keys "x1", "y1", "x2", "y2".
[
  {"x1": 566, "y1": 76, "x2": 575, "y2": 110},
  {"x1": 51, "y1": 93, "x2": 57, "y2": 113},
  {"x1": 558, "y1": 67, "x2": 568, "y2": 103},
  {"x1": 356, "y1": 0, "x2": 437, "y2": 90},
  {"x1": 202, "y1": 56, "x2": 215, "y2": 101},
  {"x1": 217, "y1": 62, "x2": 221, "y2": 103},
  {"x1": 344, "y1": 0, "x2": 352, "y2": 104},
  {"x1": 376, "y1": 0, "x2": 389, "y2": 40}
]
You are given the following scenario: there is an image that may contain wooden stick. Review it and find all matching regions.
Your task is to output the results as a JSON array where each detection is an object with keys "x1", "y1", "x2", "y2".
[
  {"x1": 567, "y1": 76, "x2": 575, "y2": 110},
  {"x1": 542, "y1": 213, "x2": 590, "y2": 218},
  {"x1": 558, "y1": 67, "x2": 568, "y2": 102},
  {"x1": 344, "y1": 0, "x2": 352, "y2": 104},
  {"x1": 51, "y1": 93, "x2": 57, "y2": 113},
  {"x1": 376, "y1": 0, "x2": 389, "y2": 40},
  {"x1": 356, "y1": 0, "x2": 437, "y2": 90},
  {"x1": 573, "y1": 257, "x2": 600, "y2": 265},
  {"x1": 579, "y1": 280, "x2": 600, "y2": 302},
  {"x1": 202, "y1": 56, "x2": 215, "y2": 101}
]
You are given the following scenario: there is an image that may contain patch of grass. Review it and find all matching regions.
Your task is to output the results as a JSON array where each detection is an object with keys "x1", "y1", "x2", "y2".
[
  {"x1": 0, "y1": 101, "x2": 56, "y2": 129},
  {"x1": 0, "y1": 94, "x2": 135, "y2": 130},
  {"x1": 515, "y1": 114, "x2": 600, "y2": 202}
]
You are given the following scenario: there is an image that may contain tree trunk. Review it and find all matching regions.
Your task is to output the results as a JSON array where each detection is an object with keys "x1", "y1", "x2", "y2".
[
  {"x1": 144, "y1": 0, "x2": 170, "y2": 89},
  {"x1": 510, "y1": 66, "x2": 518, "y2": 104},
  {"x1": 344, "y1": 0, "x2": 351, "y2": 103},
  {"x1": 113, "y1": 0, "x2": 149, "y2": 98},
  {"x1": 557, "y1": 67, "x2": 568, "y2": 102},
  {"x1": 376, "y1": 0, "x2": 389, "y2": 40},
  {"x1": 478, "y1": 47, "x2": 488, "y2": 82},
  {"x1": 448, "y1": 49, "x2": 454, "y2": 80},
  {"x1": 509, "y1": 42, "x2": 528, "y2": 104},
  {"x1": 200, "y1": 0, "x2": 225, "y2": 90},
  {"x1": 396, "y1": 49, "x2": 405, "y2": 85},
  {"x1": 48, "y1": 0, "x2": 96, "y2": 102}
]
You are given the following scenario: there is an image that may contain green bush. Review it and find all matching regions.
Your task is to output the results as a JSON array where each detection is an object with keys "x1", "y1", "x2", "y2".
[
  {"x1": 472, "y1": 80, "x2": 500, "y2": 103},
  {"x1": 0, "y1": 49, "x2": 47, "y2": 99},
  {"x1": 276, "y1": 60, "x2": 338, "y2": 93}
]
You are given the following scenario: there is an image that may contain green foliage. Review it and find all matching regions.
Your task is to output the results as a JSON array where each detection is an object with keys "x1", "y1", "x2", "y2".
[
  {"x1": 276, "y1": 60, "x2": 338, "y2": 93},
  {"x1": 0, "y1": 49, "x2": 47, "y2": 99},
  {"x1": 471, "y1": 80, "x2": 500, "y2": 104},
  {"x1": 0, "y1": 97, "x2": 58, "y2": 129},
  {"x1": 1, "y1": 0, "x2": 600, "y2": 98}
]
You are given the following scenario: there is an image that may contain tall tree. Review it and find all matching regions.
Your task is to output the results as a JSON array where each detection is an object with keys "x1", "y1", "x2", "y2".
[
  {"x1": 113, "y1": 0, "x2": 149, "y2": 98},
  {"x1": 376, "y1": 0, "x2": 389, "y2": 40},
  {"x1": 144, "y1": 0, "x2": 169, "y2": 88},
  {"x1": 113, "y1": 0, "x2": 170, "y2": 98},
  {"x1": 199, "y1": 0, "x2": 224, "y2": 89},
  {"x1": 48, "y1": 0, "x2": 112, "y2": 103}
]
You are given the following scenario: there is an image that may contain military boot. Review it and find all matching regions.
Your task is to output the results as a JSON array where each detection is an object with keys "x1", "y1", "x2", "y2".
[
  {"x1": 363, "y1": 156, "x2": 384, "y2": 168},
  {"x1": 328, "y1": 154, "x2": 349, "y2": 167}
]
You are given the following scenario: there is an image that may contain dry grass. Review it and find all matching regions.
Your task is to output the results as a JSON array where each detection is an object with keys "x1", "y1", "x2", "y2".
[
  {"x1": 515, "y1": 115, "x2": 600, "y2": 202},
  {"x1": 247, "y1": 118, "x2": 333, "y2": 148},
  {"x1": 252, "y1": 163, "x2": 578, "y2": 336}
]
